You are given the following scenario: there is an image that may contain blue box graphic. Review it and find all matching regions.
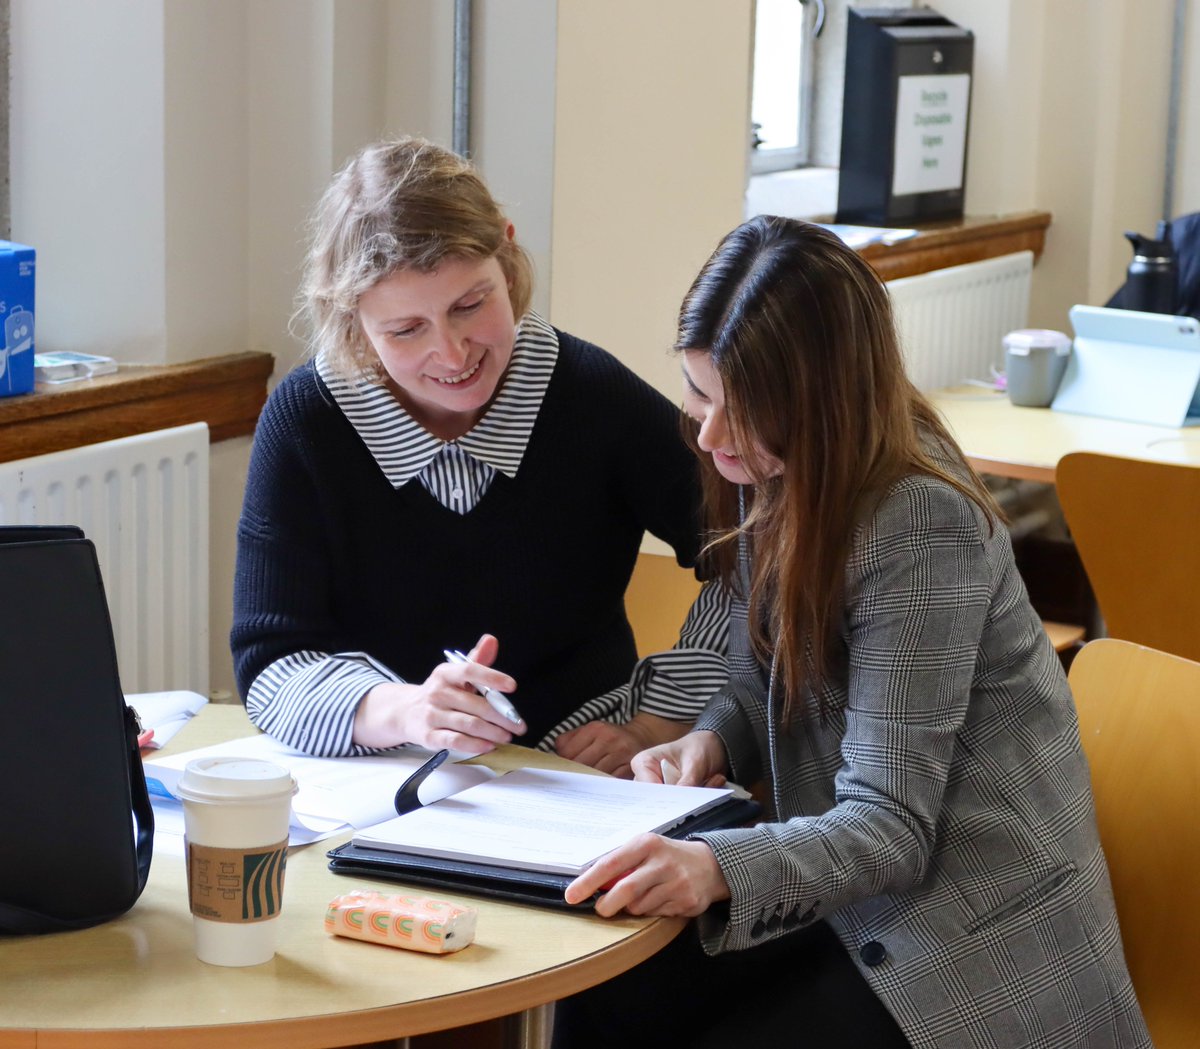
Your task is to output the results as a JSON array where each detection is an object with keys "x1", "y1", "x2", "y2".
[{"x1": 0, "y1": 241, "x2": 36, "y2": 398}]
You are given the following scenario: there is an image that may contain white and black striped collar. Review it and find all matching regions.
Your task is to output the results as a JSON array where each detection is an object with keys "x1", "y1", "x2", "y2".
[{"x1": 317, "y1": 312, "x2": 559, "y2": 489}]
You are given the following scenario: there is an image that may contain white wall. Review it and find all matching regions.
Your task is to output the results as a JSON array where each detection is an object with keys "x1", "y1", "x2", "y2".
[
  {"x1": 549, "y1": 0, "x2": 753, "y2": 398},
  {"x1": 10, "y1": 0, "x2": 168, "y2": 361},
  {"x1": 935, "y1": 0, "x2": 1183, "y2": 327}
]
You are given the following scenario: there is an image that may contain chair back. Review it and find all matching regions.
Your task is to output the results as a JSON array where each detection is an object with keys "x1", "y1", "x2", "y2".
[
  {"x1": 1057, "y1": 452, "x2": 1200, "y2": 661},
  {"x1": 624, "y1": 552, "x2": 701, "y2": 659},
  {"x1": 1068, "y1": 639, "x2": 1200, "y2": 1047}
]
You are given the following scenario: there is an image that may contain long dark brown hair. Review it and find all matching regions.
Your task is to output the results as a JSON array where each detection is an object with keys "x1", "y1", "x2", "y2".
[{"x1": 675, "y1": 216, "x2": 999, "y2": 723}]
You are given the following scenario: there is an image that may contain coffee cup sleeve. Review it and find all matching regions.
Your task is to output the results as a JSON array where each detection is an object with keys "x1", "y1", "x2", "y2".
[{"x1": 324, "y1": 890, "x2": 477, "y2": 954}]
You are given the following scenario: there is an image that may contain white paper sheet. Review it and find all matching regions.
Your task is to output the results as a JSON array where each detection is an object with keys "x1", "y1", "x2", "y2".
[
  {"x1": 125, "y1": 690, "x2": 209, "y2": 748},
  {"x1": 145, "y1": 733, "x2": 496, "y2": 848}
]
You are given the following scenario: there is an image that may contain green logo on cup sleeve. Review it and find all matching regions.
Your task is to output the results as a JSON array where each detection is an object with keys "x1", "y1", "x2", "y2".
[
  {"x1": 187, "y1": 839, "x2": 289, "y2": 924},
  {"x1": 242, "y1": 846, "x2": 288, "y2": 920}
]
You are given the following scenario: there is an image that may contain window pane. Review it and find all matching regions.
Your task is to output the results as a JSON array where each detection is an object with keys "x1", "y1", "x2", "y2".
[{"x1": 752, "y1": 0, "x2": 804, "y2": 152}]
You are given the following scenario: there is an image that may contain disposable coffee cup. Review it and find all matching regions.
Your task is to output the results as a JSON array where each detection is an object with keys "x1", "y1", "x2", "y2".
[
  {"x1": 176, "y1": 756, "x2": 297, "y2": 967},
  {"x1": 1003, "y1": 329, "x2": 1072, "y2": 407}
]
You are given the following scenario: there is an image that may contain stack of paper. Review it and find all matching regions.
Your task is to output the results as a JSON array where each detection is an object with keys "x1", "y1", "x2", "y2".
[
  {"x1": 126, "y1": 690, "x2": 208, "y2": 749},
  {"x1": 34, "y1": 350, "x2": 118, "y2": 383},
  {"x1": 144, "y1": 734, "x2": 494, "y2": 853},
  {"x1": 816, "y1": 223, "x2": 919, "y2": 250}
]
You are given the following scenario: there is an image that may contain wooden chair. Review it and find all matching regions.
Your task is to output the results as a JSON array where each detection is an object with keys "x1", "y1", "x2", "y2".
[
  {"x1": 624, "y1": 552, "x2": 702, "y2": 659},
  {"x1": 1068, "y1": 639, "x2": 1200, "y2": 1047},
  {"x1": 1042, "y1": 618, "x2": 1085, "y2": 654},
  {"x1": 1057, "y1": 452, "x2": 1200, "y2": 662}
]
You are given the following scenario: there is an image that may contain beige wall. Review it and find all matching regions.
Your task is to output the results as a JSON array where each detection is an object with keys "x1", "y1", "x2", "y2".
[
  {"x1": 934, "y1": 0, "x2": 1183, "y2": 327},
  {"x1": 9, "y1": 0, "x2": 1199, "y2": 696},
  {"x1": 548, "y1": 1, "x2": 753, "y2": 398}
]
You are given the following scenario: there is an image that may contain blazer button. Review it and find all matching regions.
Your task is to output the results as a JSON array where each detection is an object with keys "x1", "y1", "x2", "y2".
[
  {"x1": 765, "y1": 913, "x2": 782, "y2": 932},
  {"x1": 797, "y1": 904, "x2": 818, "y2": 926},
  {"x1": 859, "y1": 941, "x2": 887, "y2": 967},
  {"x1": 750, "y1": 919, "x2": 767, "y2": 938}
]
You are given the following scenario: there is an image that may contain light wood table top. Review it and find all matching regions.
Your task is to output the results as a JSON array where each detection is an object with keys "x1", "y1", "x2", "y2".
[
  {"x1": 0, "y1": 707, "x2": 684, "y2": 1049},
  {"x1": 930, "y1": 387, "x2": 1200, "y2": 484}
]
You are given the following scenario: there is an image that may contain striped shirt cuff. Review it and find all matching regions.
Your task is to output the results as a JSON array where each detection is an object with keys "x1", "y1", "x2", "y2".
[
  {"x1": 537, "y1": 580, "x2": 731, "y2": 749},
  {"x1": 245, "y1": 650, "x2": 410, "y2": 757}
]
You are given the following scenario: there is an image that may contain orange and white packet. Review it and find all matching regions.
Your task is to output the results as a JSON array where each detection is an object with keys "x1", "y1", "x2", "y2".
[{"x1": 324, "y1": 890, "x2": 477, "y2": 954}]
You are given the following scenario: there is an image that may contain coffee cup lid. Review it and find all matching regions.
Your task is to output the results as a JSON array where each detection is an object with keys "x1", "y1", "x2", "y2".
[
  {"x1": 1003, "y1": 328, "x2": 1072, "y2": 355},
  {"x1": 177, "y1": 756, "x2": 297, "y2": 803}
]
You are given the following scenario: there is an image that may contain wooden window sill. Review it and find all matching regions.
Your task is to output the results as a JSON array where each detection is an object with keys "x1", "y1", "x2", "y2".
[
  {"x1": 0, "y1": 351, "x2": 275, "y2": 464},
  {"x1": 854, "y1": 211, "x2": 1052, "y2": 281}
]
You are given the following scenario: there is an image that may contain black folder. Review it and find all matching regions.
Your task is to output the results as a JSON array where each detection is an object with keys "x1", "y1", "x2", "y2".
[{"x1": 327, "y1": 795, "x2": 761, "y2": 910}]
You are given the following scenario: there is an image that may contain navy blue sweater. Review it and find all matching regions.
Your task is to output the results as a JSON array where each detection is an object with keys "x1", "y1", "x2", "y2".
[{"x1": 232, "y1": 330, "x2": 705, "y2": 744}]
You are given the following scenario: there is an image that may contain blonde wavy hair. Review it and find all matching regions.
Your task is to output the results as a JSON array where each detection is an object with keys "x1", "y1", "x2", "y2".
[{"x1": 299, "y1": 137, "x2": 534, "y2": 381}]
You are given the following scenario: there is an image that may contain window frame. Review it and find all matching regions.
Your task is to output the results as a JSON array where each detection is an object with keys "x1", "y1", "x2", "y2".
[{"x1": 749, "y1": 0, "x2": 822, "y2": 176}]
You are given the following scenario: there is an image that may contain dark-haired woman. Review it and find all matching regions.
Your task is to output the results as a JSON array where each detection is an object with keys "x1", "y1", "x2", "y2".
[{"x1": 555, "y1": 217, "x2": 1149, "y2": 1049}]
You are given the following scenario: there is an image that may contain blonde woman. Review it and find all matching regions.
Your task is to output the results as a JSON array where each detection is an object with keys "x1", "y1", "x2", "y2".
[{"x1": 231, "y1": 138, "x2": 726, "y2": 772}]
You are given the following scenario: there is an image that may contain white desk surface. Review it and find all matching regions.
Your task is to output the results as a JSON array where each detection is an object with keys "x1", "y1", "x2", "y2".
[
  {"x1": 930, "y1": 387, "x2": 1200, "y2": 484},
  {"x1": 0, "y1": 706, "x2": 684, "y2": 1049}
]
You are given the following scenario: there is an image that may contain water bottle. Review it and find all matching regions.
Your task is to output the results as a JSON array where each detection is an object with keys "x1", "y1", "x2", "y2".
[{"x1": 1122, "y1": 221, "x2": 1177, "y2": 314}]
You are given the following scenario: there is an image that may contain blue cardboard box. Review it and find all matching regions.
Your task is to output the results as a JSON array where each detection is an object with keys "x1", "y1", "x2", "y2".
[{"x1": 0, "y1": 241, "x2": 35, "y2": 398}]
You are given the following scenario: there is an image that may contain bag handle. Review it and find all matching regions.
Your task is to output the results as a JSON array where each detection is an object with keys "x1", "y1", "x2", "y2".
[{"x1": 0, "y1": 705, "x2": 155, "y2": 934}]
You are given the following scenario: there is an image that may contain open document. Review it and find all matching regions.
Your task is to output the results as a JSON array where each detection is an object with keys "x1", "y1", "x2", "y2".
[
  {"x1": 352, "y1": 768, "x2": 736, "y2": 876},
  {"x1": 144, "y1": 734, "x2": 495, "y2": 853}
]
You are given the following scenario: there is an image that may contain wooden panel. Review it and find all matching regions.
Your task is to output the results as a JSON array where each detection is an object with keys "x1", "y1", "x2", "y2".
[
  {"x1": 856, "y1": 211, "x2": 1052, "y2": 282},
  {"x1": 0, "y1": 352, "x2": 275, "y2": 462}
]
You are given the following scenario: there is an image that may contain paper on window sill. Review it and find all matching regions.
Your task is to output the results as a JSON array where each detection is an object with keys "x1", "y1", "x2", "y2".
[{"x1": 816, "y1": 223, "x2": 919, "y2": 249}]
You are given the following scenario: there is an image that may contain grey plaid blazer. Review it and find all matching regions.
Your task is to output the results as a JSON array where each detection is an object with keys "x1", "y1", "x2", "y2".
[{"x1": 693, "y1": 473, "x2": 1150, "y2": 1048}]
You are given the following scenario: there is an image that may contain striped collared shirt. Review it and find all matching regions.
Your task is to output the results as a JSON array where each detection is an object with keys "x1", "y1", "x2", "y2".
[{"x1": 246, "y1": 315, "x2": 729, "y2": 757}]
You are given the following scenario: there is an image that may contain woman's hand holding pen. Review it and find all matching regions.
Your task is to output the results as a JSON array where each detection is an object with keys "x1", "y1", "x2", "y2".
[
  {"x1": 351, "y1": 634, "x2": 526, "y2": 755},
  {"x1": 630, "y1": 730, "x2": 729, "y2": 789}
]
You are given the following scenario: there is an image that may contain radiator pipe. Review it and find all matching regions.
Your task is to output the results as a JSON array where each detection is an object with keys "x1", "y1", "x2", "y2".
[
  {"x1": 1162, "y1": 0, "x2": 1187, "y2": 221},
  {"x1": 452, "y1": 0, "x2": 472, "y2": 157}
]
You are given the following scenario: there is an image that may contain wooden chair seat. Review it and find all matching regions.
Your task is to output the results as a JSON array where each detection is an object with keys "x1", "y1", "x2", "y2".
[{"x1": 1068, "y1": 639, "x2": 1200, "y2": 1047}]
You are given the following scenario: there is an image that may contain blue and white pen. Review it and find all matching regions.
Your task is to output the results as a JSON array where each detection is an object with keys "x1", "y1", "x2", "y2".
[{"x1": 443, "y1": 649, "x2": 524, "y2": 726}]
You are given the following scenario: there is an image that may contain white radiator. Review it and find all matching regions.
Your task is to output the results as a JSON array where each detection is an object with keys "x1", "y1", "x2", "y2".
[
  {"x1": 0, "y1": 423, "x2": 209, "y2": 695},
  {"x1": 887, "y1": 250, "x2": 1034, "y2": 390}
]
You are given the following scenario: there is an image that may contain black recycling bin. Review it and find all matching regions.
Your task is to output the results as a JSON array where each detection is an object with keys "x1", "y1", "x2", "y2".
[{"x1": 836, "y1": 7, "x2": 974, "y2": 226}]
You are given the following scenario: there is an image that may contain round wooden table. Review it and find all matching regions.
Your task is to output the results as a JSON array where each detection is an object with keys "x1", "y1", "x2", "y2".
[{"x1": 0, "y1": 707, "x2": 684, "y2": 1048}]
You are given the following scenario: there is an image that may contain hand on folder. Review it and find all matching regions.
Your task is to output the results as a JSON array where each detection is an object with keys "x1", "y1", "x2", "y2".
[
  {"x1": 352, "y1": 633, "x2": 525, "y2": 755},
  {"x1": 564, "y1": 730, "x2": 734, "y2": 917},
  {"x1": 564, "y1": 833, "x2": 731, "y2": 918}
]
